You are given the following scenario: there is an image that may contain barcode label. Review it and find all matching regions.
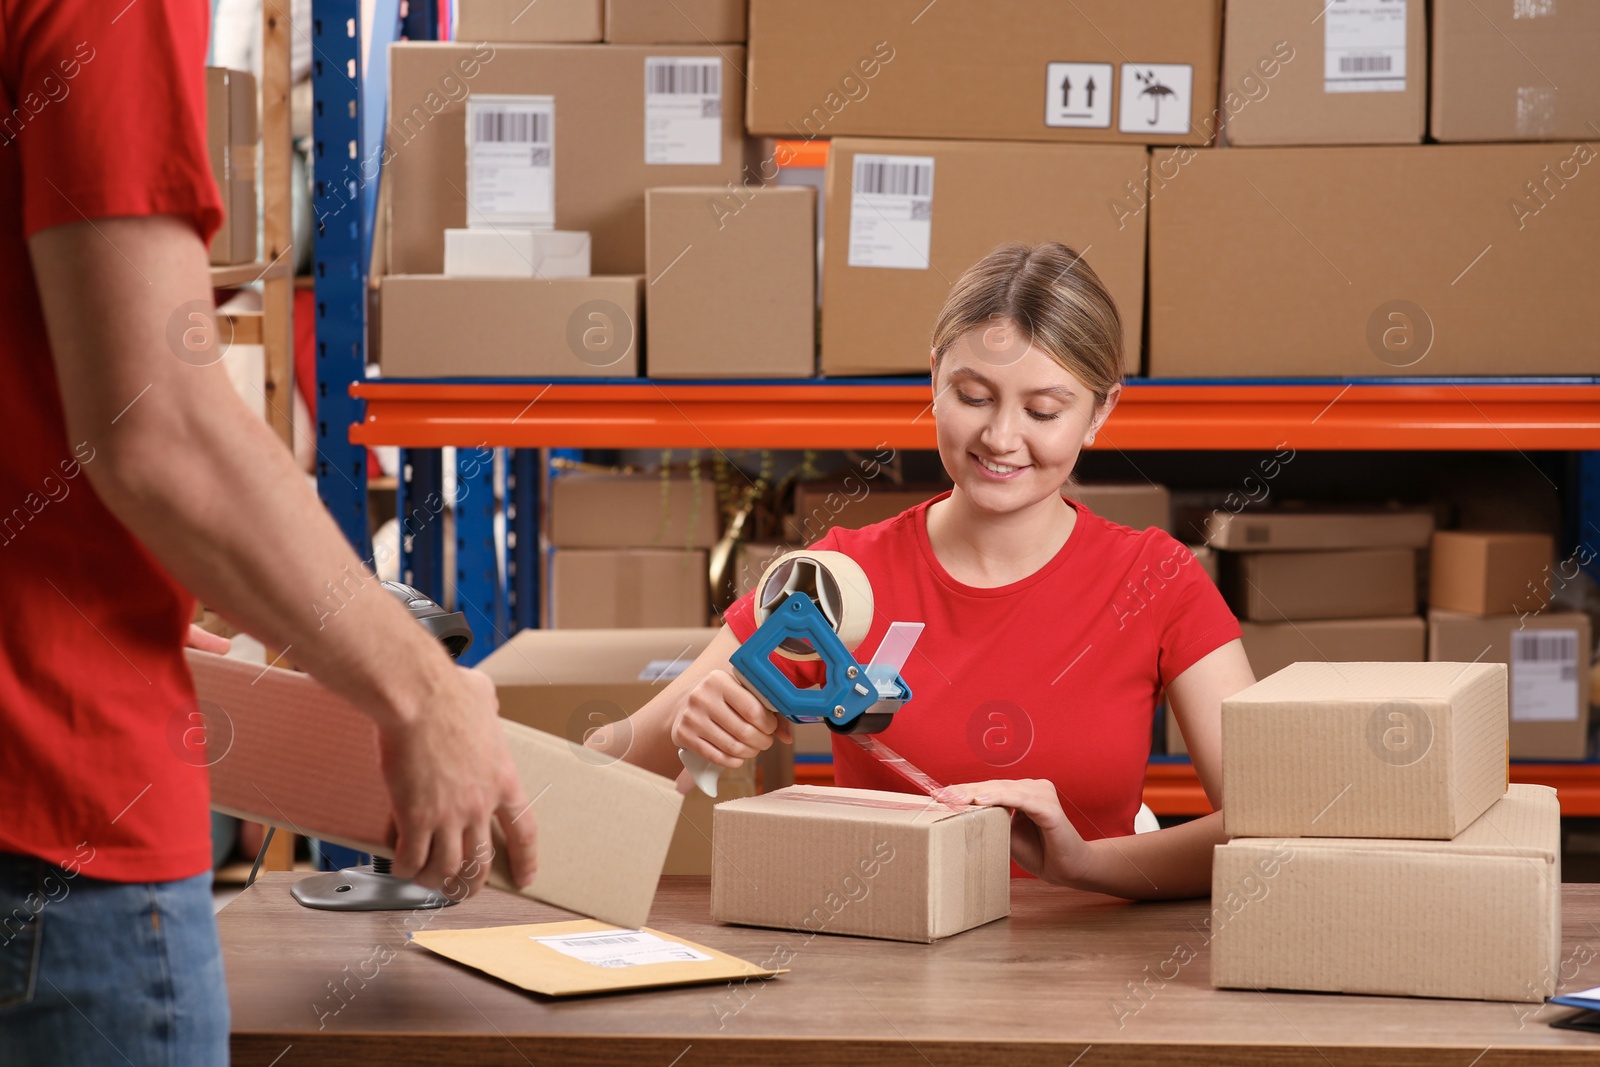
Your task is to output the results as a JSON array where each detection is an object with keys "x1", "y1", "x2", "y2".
[
  {"x1": 645, "y1": 58, "x2": 723, "y2": 165},
  {"x1": 534, "y1": 928, "x2": 714, "y2": 968},
  {"x1": 1339, "y1": 54, "x2": 1393, "y2": 72},
  {"x1": 648, "y1": 60, "x2": 721, "y2": 96},
  {"x1": 465, "y1": 95, "x2": 555, "y2": 229},
  {"x1": 847, "y1": 154, "x2": 935, "y2": 271},
  {"x1": 855, "y1": 159, "x2": 933, "y2": 198},
  {"x1": 474, "y1": 109, "x2": 550, "y2": 144},
  {"x1": 1511, "y1": 628, "x2": 1581, "y2": 722},
  {"x1": 1325, "y1": 0, "x2": 1407, "y2": 94}
]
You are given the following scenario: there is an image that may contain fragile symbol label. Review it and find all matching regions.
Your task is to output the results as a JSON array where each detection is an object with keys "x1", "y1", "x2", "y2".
[
  {"x1": 1118, "y1": 63, "x2": 1193, "y2": 135},
  {"x1": 1044, "y1": 62, "x2": 1112, "y2": 128}
]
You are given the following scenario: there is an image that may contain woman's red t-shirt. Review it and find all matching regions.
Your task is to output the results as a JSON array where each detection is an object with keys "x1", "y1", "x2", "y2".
[{"x1": 724, "y1": 493, "x2": 1241, "y2": 840}]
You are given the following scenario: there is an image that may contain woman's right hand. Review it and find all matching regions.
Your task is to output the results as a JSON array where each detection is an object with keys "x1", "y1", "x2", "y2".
[{"x1": 671, "y1": 669, "x2": 794, "y2": 769}]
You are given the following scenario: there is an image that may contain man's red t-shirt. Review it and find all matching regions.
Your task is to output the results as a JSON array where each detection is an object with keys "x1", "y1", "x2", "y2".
[
  {"x1": 1, "y1": 0, "x2": 223, "y2": 881},
  {"x1": 725, "y1": 494, "x2": 1241, "y2": 840}
]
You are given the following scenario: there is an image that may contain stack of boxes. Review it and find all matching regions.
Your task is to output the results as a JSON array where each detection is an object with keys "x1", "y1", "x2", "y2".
[
  {"x1": 546, "y1": 471, "x2": 719, "y2": 628},
  {"x1": 1212, "y1": 661, "x2": 1560, "y2": 1002},
  {"x1": 1428, "y1": 531, "x2": 1592, "y2": 759},
  {"x1": 204, "y1": 67, "x2": 258, "y2": 267}
]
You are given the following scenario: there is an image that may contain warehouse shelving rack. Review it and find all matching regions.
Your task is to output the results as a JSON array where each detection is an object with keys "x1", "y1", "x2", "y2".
[{"x1": 312, "y1": 0, "x2": 1600, "y2": 816}]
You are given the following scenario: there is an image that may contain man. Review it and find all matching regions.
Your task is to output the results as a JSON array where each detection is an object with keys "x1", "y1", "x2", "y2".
[{"x1": 0, "y1": 1, "x2": 537, "y2": 1062}]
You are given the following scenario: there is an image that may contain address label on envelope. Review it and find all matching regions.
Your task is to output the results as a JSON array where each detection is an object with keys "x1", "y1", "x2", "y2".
[{"x1": 411, "y1": 919, "x2": 784, "y2": 997}]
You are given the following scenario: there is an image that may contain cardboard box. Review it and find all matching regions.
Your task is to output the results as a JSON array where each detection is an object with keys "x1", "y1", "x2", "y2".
[
  {"x1": 1211, "y1": 784, "x2": 1560, "y2": 1003},
  {"x1": 1221, "y1": 660, "x2": 1508, "y2": 839},
  {"x1": 606, "y1": 0, "x2": 746, "y2": 43},
  {"x1": 1205, "y1": 508, "x2": 1433, "y2": 552},
  {"x1": 1429, "y1": 609, "x2": 1592, "y2": 761},
  {"x1": 711, "y1": 786, "x2": 1011, "y2": 942},
  {"x1": 1165, "y1": 616, "x2": 1427, "y2": 755},
  {"x1": 387, "y1": 44, "x2": 746, "y2": 276},
  {"x1": 746, "y1": 0, "x2": 1223, "y2": 145},
  {"x1": 1220, "y1": 0, "x2": 1426, "y2": 146},
  {"x1": 443, "y1": 228, "x2": 591, "y2": 278},
  {"x1": 646, "y1": 186, "x2": 815, "y2": 378},
  {"x1": 550, "y1": 472, "x2": 720, "y2": 549},
  {"x1": 731, "y1": 540, "x2": 788, "y2": 599},
  {"x1": 204, "y1": 67, "x2": 258, "y2": 266},
  {"x1": 1147, "y1": 145, "x2": 1600, "y2": 377},
  {"x1": 188, "y1": 650, "x2": 682, "y2": 928},
  {"x1": 786, "y1": 482, "x2": 944, "y2": 543},
  {"x1": 1221, "y1": 547, "x2": 1416, "y2": 622},
  {"x1": 477, "y1": 624, "x2": 784, "y2": 872},
  {"x1": 378, "y1": 275, "x2": 641, "y2": 377},
  {"x1": 549, "y1": 548, "x2": 710, "y2": 628},
  {"x1": 1068, "y1": 482, "x2": 1172, "y2": 533},
  {"x1": 821, "y1": 138, "x2": 1147, "y2": 377},
  {"x1": 455, "y1": 0, "x2": 603, "y2": 42},
  {"x1": 1429, "y1": 531, "x2": 1555, "y2": 616},
  {"x1": 1431, "y1": 0, "x2": 1600, "y2": 142}
]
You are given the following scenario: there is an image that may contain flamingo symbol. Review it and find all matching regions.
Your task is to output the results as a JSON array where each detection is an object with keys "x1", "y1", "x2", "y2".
[{"x1": 1135, "y1": 70, "x2": 1176, "y2": 126}]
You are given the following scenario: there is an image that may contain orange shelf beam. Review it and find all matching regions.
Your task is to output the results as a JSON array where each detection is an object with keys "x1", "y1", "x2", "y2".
[{"x1": 349, "y1": 381, "x2": 1600, "y2": 452}]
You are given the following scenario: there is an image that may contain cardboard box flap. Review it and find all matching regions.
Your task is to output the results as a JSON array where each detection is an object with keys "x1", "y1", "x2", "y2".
[
  {"x1": 411, "y1": 919, "x2": 783, "y2": 997},
  {"x1": 1229, "y1": 660, "x2": 1502, "y2": 705},
  {"x1": 725, "y1": 785, "x2": 969, "y2": 824},
  {"x1": 189, "y1": 650, "x2": 683, "y2": 928},
  {"x1": 478, "y1": 627, "x2": 716, "y2": 686}
]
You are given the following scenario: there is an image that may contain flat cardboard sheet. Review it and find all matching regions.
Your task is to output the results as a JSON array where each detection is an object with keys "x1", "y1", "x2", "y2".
[{"x1": 411, "y1": 919, "x2": 783, "y2": 997}]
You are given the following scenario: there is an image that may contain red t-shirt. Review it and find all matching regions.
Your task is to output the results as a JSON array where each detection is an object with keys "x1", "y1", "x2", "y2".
[
  {"x1": 725, "y1": 494, "x2": 1241, "y2": 840},
  {"x1": 1, "y1": 0, "x2": 223, "y2": 881}
]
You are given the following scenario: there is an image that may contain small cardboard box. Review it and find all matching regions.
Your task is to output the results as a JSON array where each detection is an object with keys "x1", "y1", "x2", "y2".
[
  {"x1": 1431, "y1": 0, "x2": 1600, "y2": 141},
  {"x1": 387, "y1": 43, "x2": 746, "y2": 276},
  {"x1": 378, "y1": 275, "x2": 641, "y2": 377},
  {"x1": 1166, "y1": 616, "x2": 1427, "y2": 755},
  {"x1": 606, "y1": 0, "x2": 746, "y2": 43},
  {"x1": 1221, "y1": 661, "x2": 1508, "y2": 839},
  {"x1": 454, "y1": 0, "x2": 603, "y2": 42},
  {"x1": 1211, "y1": 784, "x2": 1560, "y2": 1003},
  {"x1": 549, "y1": 548, "x2": 710, "y2": 629},
  {"x1": 730, "y1": 540, "x2": 788, "y2": 599},
  {"x1": 1221, "y1": 547, "x2": 1416, "y2": 622},
  {"x1": 1067, "y1": 482, "x2": 1172, "y2": 533},
  {"x1": 1429, "y1": 531, "x2": 1555, "y2": 616},
  {"x1": 820, "y1": 138, "x2": 1147, "y2": 376},
  {"x1": 189, "y1": 650, "x2": 682, "y2": 929},
  {"x1": 1147, "y1": 144, "x2": 1600, "y2": 377},
  {"x1": 747, "y1": 0, "x2": 1223, "y2": 145},
  {"x1": 550, "y1": 472, "x2": 720, "y2": 549},
  {"x1": 1429, "y1": 609, "x2": 1592, "y2": 761},
  {"x1": 204, "y1": 67, "x2": 258, "y2": 266},
  {"x1": 711, "y1": 786, "x2": 1010, "y2": 943},
  {"x1": 646, "y1": 186, "x2": 815, "y2": 378},
  {"x1": 443, "y1": 229, "x2": 591, "y2": 278},
  {"x1": 1205, "y1": 509, "x2": 1433, "y2": 552},
  {"x1": 1220, "y1": 0, "x2": 1426, "y2": 146}
]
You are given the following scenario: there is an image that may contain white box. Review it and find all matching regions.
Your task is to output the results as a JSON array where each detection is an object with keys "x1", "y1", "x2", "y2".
[{"x1": 443, "y1": 228, "x2": 592, "y2": 278}]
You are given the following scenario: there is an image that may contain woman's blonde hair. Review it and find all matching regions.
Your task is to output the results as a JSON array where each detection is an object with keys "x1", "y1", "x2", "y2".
[{"x1": 931, "y1": 243, "x2": 1123, "y2": 405}]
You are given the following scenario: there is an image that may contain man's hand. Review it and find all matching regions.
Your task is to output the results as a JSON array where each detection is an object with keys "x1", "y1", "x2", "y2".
[{"x1": 378, "y1": 667, "x2": 537, "y2": 896}]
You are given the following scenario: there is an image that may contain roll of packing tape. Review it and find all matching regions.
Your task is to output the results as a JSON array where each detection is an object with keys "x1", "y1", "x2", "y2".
[{"x1": 752, "y1": 549, "x2": 874, "y2": 659}]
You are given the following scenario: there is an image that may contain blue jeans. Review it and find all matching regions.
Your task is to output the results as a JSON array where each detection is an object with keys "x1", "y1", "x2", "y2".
[{"x1": 0, "y1": 852, "x2": 229, "y2": 1065}]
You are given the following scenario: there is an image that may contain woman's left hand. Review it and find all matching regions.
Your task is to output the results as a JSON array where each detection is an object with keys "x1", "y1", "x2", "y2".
[
  {"x1": 185, "y1": 623, "x2": 232, "y2": 654},
  {"x1": 943, "y1": 779, "x2": 1092, "y2": 887}
]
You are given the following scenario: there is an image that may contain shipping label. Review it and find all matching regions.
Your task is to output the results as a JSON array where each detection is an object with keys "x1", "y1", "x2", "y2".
[
  {"x1": 846, "y1": 154, "x2": 934, "y2": 270},
  {"x1": 1324, "y1": 0, "x2": 1408, "y2": 93},
  {"x1": 1510, "y1": 629, "x2": 1580, "y2": 722},
  {"x1": 533, "y1": 929, "x2": 713, "y2": 968},
  {"x1": 465, "y1": 94, "x2": 555, "y2": 229},
  {"x1": 645, "y1": 57, "x2": 723, "y2": 165}
]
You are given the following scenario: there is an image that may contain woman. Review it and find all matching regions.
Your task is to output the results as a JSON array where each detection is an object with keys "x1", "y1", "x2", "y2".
[{"x1": 593, "y1": 243, "x2": 1254, "y2": 900}]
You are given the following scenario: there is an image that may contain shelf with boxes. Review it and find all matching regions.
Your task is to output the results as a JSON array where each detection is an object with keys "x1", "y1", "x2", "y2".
[{"x1": 312, "y1": 0, "x2": 1600, "y2": 819}]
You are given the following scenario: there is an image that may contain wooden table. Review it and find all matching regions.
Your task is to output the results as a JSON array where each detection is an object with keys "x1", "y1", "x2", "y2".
[{"x1": 224, "y1": 874, "x2": 1600, "y2": 1065}]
